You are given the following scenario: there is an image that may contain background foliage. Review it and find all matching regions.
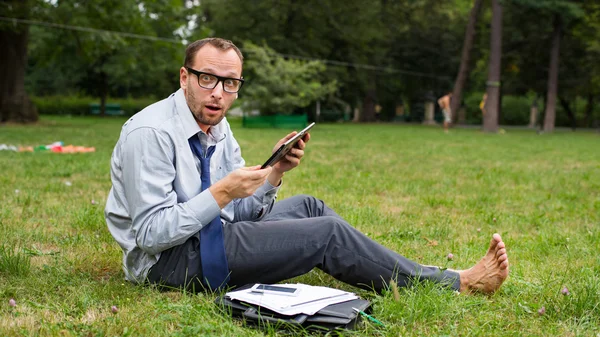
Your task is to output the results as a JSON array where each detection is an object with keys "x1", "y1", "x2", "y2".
[
  {"x1": 6, "y1": 0, "x2": 596, "y2": 126},
  {"x1": 241, "y1": 41, "x2": 338, "y2": 115}
]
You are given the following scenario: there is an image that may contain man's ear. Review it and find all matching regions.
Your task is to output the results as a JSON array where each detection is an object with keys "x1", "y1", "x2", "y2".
[{"x1": 180, "y1": 67, "x2": 188, "y2": 90}]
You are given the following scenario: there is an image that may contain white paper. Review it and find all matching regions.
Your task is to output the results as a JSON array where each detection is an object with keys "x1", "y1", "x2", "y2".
[{"x1": 225, "y1": 283, "x2": 358, "y2": 316}]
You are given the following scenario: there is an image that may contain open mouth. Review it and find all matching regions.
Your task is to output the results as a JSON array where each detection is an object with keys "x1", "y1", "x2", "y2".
[{"x1": 205, "y1": 104, "x2": 221, "y2": 112}]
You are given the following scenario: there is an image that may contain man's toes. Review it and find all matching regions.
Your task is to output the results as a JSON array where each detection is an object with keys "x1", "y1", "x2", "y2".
[
  {"x1": 496, "y1": 248, "x2": 506, "y2": 258},
  {"x1": 497, "y1": 241, "x2": 505, "y2": 250},
  {"x1": 492, "y1": 233, "x2": 502, "y2": 242},
  {"x1": 500, "y1": 260, "x2": 509, "y2": 269},
  {"x1": 489, "y1": 234, "x2": 504, "y2": 249},
  {"x1": 497, "y1": 254, "x2": 508, "y2": 263},
  {"x1": 488, "y1": 239, "x2": 499, "y2": 253},
  {"x1": 489, "y1": 237, "x2": 499, "y2": 248}
]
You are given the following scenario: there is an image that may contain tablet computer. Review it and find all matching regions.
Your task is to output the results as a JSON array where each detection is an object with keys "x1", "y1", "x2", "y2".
[
  {"x1": 250, "y1": 283, "x2": 301, "y2": 296},
  {"x1": 261, "y1": 122, "x2": 315, "y2": 169}
]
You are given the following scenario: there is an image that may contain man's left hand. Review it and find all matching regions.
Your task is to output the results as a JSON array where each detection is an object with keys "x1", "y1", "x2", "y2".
[{"x1": 267, "y1": 131, "x2": 310, "y2": 184}]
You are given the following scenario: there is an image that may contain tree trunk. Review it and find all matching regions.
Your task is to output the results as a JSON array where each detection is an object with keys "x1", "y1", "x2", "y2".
[
  {"x1": 0, "y1": 0, "x2": 38, "y2": 123},
  {"x1": 543, "y1": 14, "x2": 561, "y2": 133},
  {"x1": 100, "y1": 71, "x2": 108, "y2": 117},
  {"x1": 584, "y1": 92, "x2": 594, "y2": 128},
  {"x1": 558, "y1": 96, "x2": 576, "y2": 131},
  {"x1": 450, "y1": 0, "x2": 484, "y2": 123},
  {"x1": 361, "y1": 85, "x2": 377, "y2": 122},
  {"x1": 539, "y1": 93, "x2": 547, "y2": 131},
  {"x1": 352, "y1": 106, "x2": 360, "y2": 122},
  {"x1": 483, "y1": 0, "x2": 502, "y2": 133}
]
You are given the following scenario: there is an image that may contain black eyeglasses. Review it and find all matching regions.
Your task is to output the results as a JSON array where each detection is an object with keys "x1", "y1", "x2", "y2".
[{"x1": 186, "y1": 67, "x2": 245, "y2": 93}]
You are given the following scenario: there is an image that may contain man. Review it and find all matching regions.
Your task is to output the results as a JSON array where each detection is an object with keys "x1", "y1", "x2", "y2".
[
  {"x1": 105, "y1": 38, "x2": 509, "y2": 295},
  {"x1": 480, "y1": 93, "x2": 488, "y2": 117},
  {"x1": 438, "y1": 92, "x2": 453, "y2": 132}
]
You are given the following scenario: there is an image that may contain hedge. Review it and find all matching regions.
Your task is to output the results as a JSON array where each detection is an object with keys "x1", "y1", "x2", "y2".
[
  {"x1": 463, "y1": 92, "x2": 600, "y2": 127},
  {"x1": 31, "y1": 95, "x2": 157, "y2": 116}
]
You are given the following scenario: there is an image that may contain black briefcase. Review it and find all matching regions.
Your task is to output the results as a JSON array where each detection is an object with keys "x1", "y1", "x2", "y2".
[{"x1": 215, "y1": 295, "x2": 371, "y2": 332}]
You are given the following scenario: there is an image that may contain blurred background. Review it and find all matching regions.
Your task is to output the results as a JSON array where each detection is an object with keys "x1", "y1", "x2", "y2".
[{"x1": 1, "y1": 0, "x2": 599, "y2": 132}]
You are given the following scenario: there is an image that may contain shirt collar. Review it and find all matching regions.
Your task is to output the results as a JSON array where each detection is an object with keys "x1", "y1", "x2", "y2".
[{"x1": 174, "y1": 88, "x2": 227, "y2": 143}]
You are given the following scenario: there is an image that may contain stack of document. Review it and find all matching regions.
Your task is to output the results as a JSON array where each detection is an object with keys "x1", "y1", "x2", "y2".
[{"x1": 225, "y1": 284, "x2": 357, "y2": 316}]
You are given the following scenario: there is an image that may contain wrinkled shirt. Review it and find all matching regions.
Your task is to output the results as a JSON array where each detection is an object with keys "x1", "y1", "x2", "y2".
[{"x1": 105, "y1": 89, "x2": 280, "y2": 283}]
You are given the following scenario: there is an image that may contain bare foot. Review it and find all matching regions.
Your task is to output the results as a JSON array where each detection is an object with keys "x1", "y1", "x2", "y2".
[{"x1": 457, "y1": 233, "x2": 509, "y2": 294}]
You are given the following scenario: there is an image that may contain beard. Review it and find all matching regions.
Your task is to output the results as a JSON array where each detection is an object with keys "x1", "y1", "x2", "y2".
[{"x1": 187, "y1": 86, "x2": 228, "y2": 127}]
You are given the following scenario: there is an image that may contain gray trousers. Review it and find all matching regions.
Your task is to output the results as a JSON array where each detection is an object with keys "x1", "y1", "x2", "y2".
[{"x1": 223, "y1": 194, "x2": 460, "y2": 293}]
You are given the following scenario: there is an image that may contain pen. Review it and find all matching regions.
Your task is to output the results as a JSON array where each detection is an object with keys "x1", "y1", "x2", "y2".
[
  {"x1": 288, "y1": 293, "x2": 348, "y2": 307},
  {"x1": 352, "y1": 307, "x2": 385, "y2": 327}
]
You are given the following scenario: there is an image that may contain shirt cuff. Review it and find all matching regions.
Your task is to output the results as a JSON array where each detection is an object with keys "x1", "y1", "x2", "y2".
[
  {"x1": 256, "y1": 179, "x2": 281, "y2": 199},
  {"x1": 185, "y1": 189, "x2": 222, "y2": 226}
]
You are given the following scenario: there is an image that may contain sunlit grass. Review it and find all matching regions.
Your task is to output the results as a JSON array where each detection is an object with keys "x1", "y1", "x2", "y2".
[{"x1": 1, "y1": 116, "x2": 599, "y2": 336}]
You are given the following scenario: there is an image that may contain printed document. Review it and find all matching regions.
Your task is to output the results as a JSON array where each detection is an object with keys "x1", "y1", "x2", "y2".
[{"x1": 225, "y1": 283, "x2": 357, "y2": 316}]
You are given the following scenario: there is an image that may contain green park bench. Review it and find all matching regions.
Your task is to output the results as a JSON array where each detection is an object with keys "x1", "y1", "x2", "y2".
[
  {"x1": 243, "y1": 114, "x2": 308, "y2": 129},
  {"x1": 89, "y1": 103, "x2": 124, "y2": 116}
]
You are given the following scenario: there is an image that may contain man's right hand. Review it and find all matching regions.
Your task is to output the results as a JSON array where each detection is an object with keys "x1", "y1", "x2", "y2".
[{"x1": 209, "y1": 166, "x2": 273, "y2": 208}]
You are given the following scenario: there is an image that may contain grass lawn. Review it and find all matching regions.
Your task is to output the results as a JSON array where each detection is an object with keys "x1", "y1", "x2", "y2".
[{"x1": 1, "y1": 115, "x2": 599, "y2": 336}]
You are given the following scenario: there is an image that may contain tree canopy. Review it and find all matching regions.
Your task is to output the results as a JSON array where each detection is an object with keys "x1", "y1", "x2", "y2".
[
  {"x1": 241, "y1": 42, "x2": 338, "y2": 115},
  {"x1": 1, "y1": 0, "x2": 598, "y2": 128}
]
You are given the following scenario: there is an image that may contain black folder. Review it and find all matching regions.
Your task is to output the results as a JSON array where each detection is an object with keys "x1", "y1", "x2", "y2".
[{"x1": 215, "y1": 295, "x2": 371, "y2": 331}]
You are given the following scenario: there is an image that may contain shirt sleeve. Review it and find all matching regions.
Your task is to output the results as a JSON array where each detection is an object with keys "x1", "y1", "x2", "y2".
[
  {"x1": 227, "y1": 136, "x2": 280, "y2": 222},
  {"x1": 120, "y1": 127, "x2": 221, "y2": 255},
  {"x1": 233, "y1": 180, "x2": 280, "y2": 222}
]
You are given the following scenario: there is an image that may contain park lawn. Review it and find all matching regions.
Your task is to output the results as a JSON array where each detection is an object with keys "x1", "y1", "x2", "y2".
[{"x1": 1, "y1": 115, "x2": 599, "y2": 336}]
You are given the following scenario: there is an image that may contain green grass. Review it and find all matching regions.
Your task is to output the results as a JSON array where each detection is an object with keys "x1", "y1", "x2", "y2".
[{"x1": 1, "y1": 116, "x2": 599, "y2": 336}]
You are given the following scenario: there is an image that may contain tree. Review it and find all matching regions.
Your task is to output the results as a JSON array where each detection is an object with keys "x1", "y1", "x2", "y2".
[
  {"x1": 26, "y1": 0, "x2": 187, "y2": 114},
  {"x1": 578, "y1": 1, "x2": 600, "y2": 127},
  {"x1": 450, "y1": 0, "x2": 484, "y2": 124},
  {"x1": 0, "y1": 0, "x2": 38, "y2": 123},
  {"x1": 543, "y1": 14, "x2": 561, "y2": 132},
  {"x1": 507, "y1": 0, "x2": 584, "y2": 131},
  {"x1": 541, "y1": 2, "x2": 585, "y2": 132},
  {"x1": 483, "y1": 0, "x2": 502, "y2": 133},
  {"x1": 201, "y1": 0, "x2": 472, "y2": 123},
  {"x1": 201, "y1": 0, "x2": 388, "y2": 122},
  {"x1": 241, "y1": 42, "x2": 338, "y2": 115}
]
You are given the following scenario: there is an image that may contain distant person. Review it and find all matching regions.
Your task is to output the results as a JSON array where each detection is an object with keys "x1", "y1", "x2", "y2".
[
  {"x1": 105, "y1": 37, "x2": 509, "y2": 296},
  {"x1": 480, "y1": 93, "x2": 488, "y2": 117},
  {"x1": 438, "y1": 92, "x2": 453, "y2": 132},
  {"x1": 528, "y1": 97, "x2": 538, "y2": 129}
]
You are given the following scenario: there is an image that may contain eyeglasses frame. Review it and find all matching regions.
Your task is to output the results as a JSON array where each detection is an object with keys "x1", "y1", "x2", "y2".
[{"x1": 186, "y1": 67, "x2": 245, "y2": 93}]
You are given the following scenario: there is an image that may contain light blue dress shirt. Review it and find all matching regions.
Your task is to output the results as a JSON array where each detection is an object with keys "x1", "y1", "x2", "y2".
[{"x1": 105, "y1": 89, "x2": 280, "y2": 283}]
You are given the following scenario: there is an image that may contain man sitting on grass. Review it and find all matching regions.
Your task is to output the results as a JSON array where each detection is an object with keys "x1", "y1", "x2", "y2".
[{"x1": 105, "y1": 37, "x2": 509, "y2": 295}]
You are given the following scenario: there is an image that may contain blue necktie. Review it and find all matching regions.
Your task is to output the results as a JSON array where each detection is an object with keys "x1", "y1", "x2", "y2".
[{"x1": 188, "y1": 135, "x2": 230, "y2": 290}]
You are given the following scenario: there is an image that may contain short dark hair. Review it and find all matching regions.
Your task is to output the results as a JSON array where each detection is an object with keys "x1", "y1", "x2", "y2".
[{"x1": 184, "y1": 38, "x2": 244, "y2": 68}]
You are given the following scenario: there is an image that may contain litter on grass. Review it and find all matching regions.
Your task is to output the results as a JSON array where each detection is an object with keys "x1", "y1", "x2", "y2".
[{"x1": 0, "y1": 141, "x2": 95, "y2": 153}]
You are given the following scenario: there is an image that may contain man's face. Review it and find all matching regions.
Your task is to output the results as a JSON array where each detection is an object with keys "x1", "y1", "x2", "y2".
[{"x1": 180, "y1": 45, "x2": 242, "y2": 132}]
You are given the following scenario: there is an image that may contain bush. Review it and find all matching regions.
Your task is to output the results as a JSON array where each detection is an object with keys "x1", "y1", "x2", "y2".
[
  {"x1": 32, "y1": 95, "x2": 91, "y2": 116},
  {"x1": 463, "y1": 92, "x2": 484, "y2": 125},
  {"x1": 31, "y1": 95, "x2": 157, "y2": 116},
  {"x1": 114, "y1": 97, "x2": 156, "y2": 116},
  {"x1": 463, "y1": 93, "x2": 534, "y2": 126},
  {"x1": 501, "y1": 95, "x2": 532, "y2": 125}
]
